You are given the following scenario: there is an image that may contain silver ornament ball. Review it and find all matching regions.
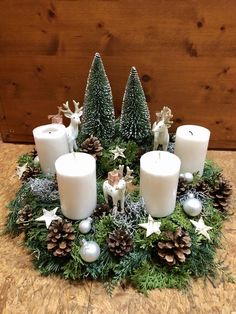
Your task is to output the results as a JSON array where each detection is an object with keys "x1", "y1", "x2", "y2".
[
  {"x1": 183, "y1": 172, "x2": 193, "y2": 183},
  {"x1": 183, "y1": 194, "x2": 202, "y2": 217},
  {"x1": 79, "y1": 239, "x2": 100, "y2": 263},
  {"x1": 79, "y1": 217, "x2": 92, "y2": 234},
  {"x1": 33, "y1": 156, "x2": 40, "y2": 166},
  {"x1": 188, "y1": 193, "x2": 195, "y2": 199}
]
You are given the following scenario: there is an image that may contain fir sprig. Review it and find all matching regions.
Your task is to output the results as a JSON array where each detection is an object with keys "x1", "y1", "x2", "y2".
[
  {"x1": 131, "y1": 262, "x2": 191, "y2": 294},
  {"x1": 84, "y1": 247, "x2": 116, "y2": 280},
  {"x1": 18, "y1": 153, "x2": 35, "y2": 167},
  {"x1": 5, "y1": 183, "x2": 33, "y2": 235},
  {"x1": 111, "y1": 250, "x2": 149, "y2": 287},
  {"x1": 202, "y1": 160, "x2": 222, "y2": 186}
]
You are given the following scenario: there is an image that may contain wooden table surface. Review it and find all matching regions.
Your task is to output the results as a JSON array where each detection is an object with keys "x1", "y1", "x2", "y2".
[{"x1": 0, "y1": 139, "x2": 235, "y2": 314}]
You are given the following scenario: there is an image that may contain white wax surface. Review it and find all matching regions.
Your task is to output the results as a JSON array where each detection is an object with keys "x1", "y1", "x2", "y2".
[
  {"x1": 174, "y1": 125, "x2": 210, "y2": 176},
  {"x1": 33, "y1": 124, "x2": 69, "y2": 174},
  {"x1": 140, "y1": 151, "x2": 181, "y2": 217},
  {"x1": 55, "y1": 153, "x2": 96, "y2": 220}
]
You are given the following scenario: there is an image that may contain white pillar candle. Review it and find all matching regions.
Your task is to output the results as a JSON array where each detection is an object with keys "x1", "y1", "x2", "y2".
[
  {"x1": 174, "y1": 125, "x2": 210, "y2": 176},
  {"x1": 33, "y1": 124, "x2": 69, "y2": 174},
  {"x1": 140, "y1": 151, "x2": 181, "y2": 218},
  {"x1": 55, "y1": 153, "x2": 96, "y2": 220}
]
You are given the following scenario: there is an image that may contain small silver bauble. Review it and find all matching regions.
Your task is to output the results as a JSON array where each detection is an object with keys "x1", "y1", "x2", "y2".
[
  {"x1": 180, "y1": 172, "x2": 193, "y2": 183},
  {"x1": 79, "y1": 239, "x2": 100, "y2": 263},
  {"x1": 79, "y1": 217, "x2": 93, "y2": 234},
  {"x1": 183, "y1": 193, "x2": 202, "y2": 217},
  {"x1": 184, "y1": 172, "x2": 194, "y2": 183},
  {"x1": 33, "y1": 156, "x2": 40, "y2": 166}
]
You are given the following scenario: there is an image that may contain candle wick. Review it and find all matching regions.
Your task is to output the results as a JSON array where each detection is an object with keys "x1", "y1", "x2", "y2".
[
  {"x1": 189, "y1": 131, "x2": 193, "y2": 136},
  {"x1": 49, "y1": 131, "x2": 51, "y2": 134},
  {"x1": 158, "y1": 151, "x2": 161, "y2": 160}
]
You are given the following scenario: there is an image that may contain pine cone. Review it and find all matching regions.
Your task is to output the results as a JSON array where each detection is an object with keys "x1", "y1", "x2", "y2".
[
  {"x1": 210, "y1": 176, "x2": 232, "y2": 212},
  {"x1": 81, "y1": 135, "x2": 103, "y2": 159},
  {"x1": 29, "y1": 148, "x2": 38, "y2": 160},
  {"x1": 16, "y1": 205, "x2": 33, "y2": 227},
  {"x1": 194, "y1": 180, "x2": 210, "y2": 196},
  {"x1": 21, "y1": 165, "x2": 41, "y2": 181},
  {"x1": 107, "y1": 229, "x2": 133, "y2": 257},
  {"x1": 169, "y1": 133, "x2": 176, "y2": 143},
  {"x1": 177, "y1": 178, "x2": 190, "y2": 197},
  {"x1": 155, "y1": 228, "x2": 191, "y2": 266},
  {"x1": 47, "y1": 220, "x2": 75, "y2": 257},
  {"x1": 136, "y1": 147, "x2": 146, "y2": 159},
  {"x1": 92, "y1": 203, "x2": 111, "y2": 219},
  {"x1": 53, "y1": 174, "x2": 58, "y2": 190}
]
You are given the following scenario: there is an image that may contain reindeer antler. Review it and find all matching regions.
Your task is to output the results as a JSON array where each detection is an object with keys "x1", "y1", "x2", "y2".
[
  {"x1": 155, "y1": 111, "x2": 162, "y2": 123},
  {"x1": 48, "y1": 107, "x2": 60, "y2": 120},
  {"x1": 124, "y1": 166, "x2": 134, "y2": 184},
  {"x1": 160, "y1": 106, "x2": 173, "y2": 128},
  {"x1": 59, "y1": 100, "x2": 83, "y2": 118},
  {"x1": 73, "y1": 100, "x2": 83, "y2": 114},
  {"x1": 59, "y1": 101, "x2": 73, "y2": 117},
  {"x1": 118, "y1": 165, "x2": 124, "y2": 178}
]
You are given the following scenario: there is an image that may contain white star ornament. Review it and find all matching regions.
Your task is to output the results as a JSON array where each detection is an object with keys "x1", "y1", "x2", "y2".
[
  {"x1": 138, "y1": 215, "x2": 161, "y2": 237},
  {"x1": 110, "y1": 146, "x2": 126, "y2": 160},
  {"x1": 16, "y1": 163, "x2": 28, "y2": 179},
  {"x1": 190, "y1": 217, "x2": 213, "y2": 240},
  {"x1": 35, "y1": 207, "x2": 61, "y2": 229}
]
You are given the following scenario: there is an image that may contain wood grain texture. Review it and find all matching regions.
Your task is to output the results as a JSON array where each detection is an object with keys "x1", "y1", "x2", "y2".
[
  {"x1": 0, "y1": 140, "x2": 235, "y2": 313},
  {"x1": 0, "y1": 0, "x2": 236, "y2": 148}
]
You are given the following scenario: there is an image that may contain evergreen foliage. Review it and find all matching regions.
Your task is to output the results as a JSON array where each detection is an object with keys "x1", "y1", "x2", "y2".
[
  {"x1": 96, "y1": 138, "x2": 140, "y2": 179},
  {"x1": 131, "y1": 262, "x2": 191, "y2": 294},
  {"x1": 4, "y1": 148, "x2": 234, "y2": 295},
  {"x1": 82, "y1": 53, "x2": 115, "y2": 141},
  {"x1": 120, "y1": 67, "x2": 151, "y2": 143}
]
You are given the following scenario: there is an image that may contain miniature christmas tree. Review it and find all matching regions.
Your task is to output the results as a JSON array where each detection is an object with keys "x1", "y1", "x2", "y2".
[
  {"x1": 82, "y1": 53, "x2": 115, "y2": 141},
  {"x1": 120, "y1": 67, "x2": 151, "y2": 143}
]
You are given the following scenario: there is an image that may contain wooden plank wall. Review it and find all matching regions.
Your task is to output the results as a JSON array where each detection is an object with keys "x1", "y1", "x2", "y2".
[{"x1": 0, "y1": 0, "x2": 235, "y2": 149}]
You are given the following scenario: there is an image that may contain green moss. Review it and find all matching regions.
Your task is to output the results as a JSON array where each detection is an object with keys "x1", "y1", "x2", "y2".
[
  {"x1": 94, "y1": 215, "x2": 115, "y2": 245},
  {"x1": 169, "y1": 202, "x2": 192, "y2": 231},
  {"x1": 97, "y1": 138, "x2": 140, "y2": 179},
  {"x1": 133, "y1": 228, "x2": 161, "y2": 249}
]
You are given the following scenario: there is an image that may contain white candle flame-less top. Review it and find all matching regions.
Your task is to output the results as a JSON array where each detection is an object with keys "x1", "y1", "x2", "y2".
[
  {"x1": 174, "y1": 125, "x2": 210, "y2": 176},
  {"x1": 33, "y1": 124, "x2": 69, "y2": 174},
  {"x1": 55, "y1": 153, "x2": 96, "y2": 220},
  {"x1": 140, "y1": 151, "x2": 181, "y2": 218}
]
